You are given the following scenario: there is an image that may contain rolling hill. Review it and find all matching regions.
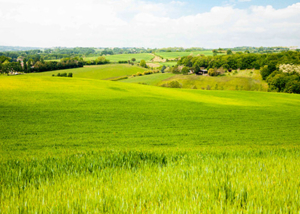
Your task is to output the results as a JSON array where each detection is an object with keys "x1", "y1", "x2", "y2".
[{"x1": 1, "y1": 69, "x2": 300, "y2": 213}]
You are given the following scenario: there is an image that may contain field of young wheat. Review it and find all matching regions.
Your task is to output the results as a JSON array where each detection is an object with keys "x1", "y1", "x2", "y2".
[{"x1": 1, "y1": 71, "x2": 300, "y2": 213}]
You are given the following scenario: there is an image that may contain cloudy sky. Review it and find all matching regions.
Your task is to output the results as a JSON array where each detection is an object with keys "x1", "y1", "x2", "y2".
[{"x1": 0, "y1": 0, "x2": 300, "y2": 48}]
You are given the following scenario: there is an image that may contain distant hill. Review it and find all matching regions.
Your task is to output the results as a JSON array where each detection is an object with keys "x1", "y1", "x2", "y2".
[{"x1": 0, "y1": 46, "x2": 41, "y2": 52}]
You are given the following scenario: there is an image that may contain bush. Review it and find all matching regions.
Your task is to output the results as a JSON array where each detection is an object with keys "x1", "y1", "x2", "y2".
[
  {"x1": 208, "y1": 68, "x2": 219, "y2": 76},
  {"x1": 136, "y1": 72, "x2": 143, "y2": 76},
  {"x1": 68, "y1": 73, "x2": 73, "y2": 77},
  {"x1": 143, "y1": 71, "x2": 153, "y2": 75},
  {"x1": 169, "y1": 81, "x2": 181, "y2": 88},
  {"x1": 181, "y1": 66, "x2": 189, "y2": 75},
  {"x1": 111, "y1": 76, "x2": 128, "y2": 81},
  {"x1": 260, "y1": 65, "x2": 271, "y2": 80},
  {"x1": 284, "y1": 80, "x2": 300, "y2": 93},
  {"x1": 140, "y1": 60, "x2": 147, "y2": 68}
]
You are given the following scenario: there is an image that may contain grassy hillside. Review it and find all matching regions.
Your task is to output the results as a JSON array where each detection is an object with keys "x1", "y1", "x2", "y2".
[
  {"x1": 160, "y1": 70, "x2": 268, "y2": 91},
  {"x1": 156, "y1": 50, "x2": 225, "y2": 59},
  {"x1": 85, "y1": 53, "x2": 154, "y2": 62},
  {"x1": 27, "y1": 64, "x2": 148, "y2": 80},
  {"x1": 120, "y1": 73, "x2": 175, "y2": 85},
  {"x1": 1, "y1": 74, "x2": 300, "y2": 212},
  {"x1": 159, "y1": 61, "x2": 178, "y2": 66}
]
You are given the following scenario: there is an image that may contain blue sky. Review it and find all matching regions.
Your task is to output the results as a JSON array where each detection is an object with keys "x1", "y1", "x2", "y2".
[
  {"x1": 0, "y1": 0, "x2": 300, "y2": 48},
  {"x1": 159, "y1": 0, "x2": 300, "y2": 11},
  {"x1": 149, "y1": 0, "x2": 300, "y2": 16}
]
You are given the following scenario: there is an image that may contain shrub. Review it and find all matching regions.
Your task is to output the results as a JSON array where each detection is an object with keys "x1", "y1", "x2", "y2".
[
  {"x1": 111, "y1": 76, "x2": 128, "y2": 81},
  {"x1": 260, "y1": 65, "x2": 271, "y2": 80},
  {"x1": 181, "y1": 66, "x2": 189, "y2": 75},
  {"x1": 208, "y1": 68, "x2": 219, "y2": 76},
  {"x1": 169, "y1": 81, "x2": 181, "y2": 88},
  {"x1": 68, "y1": 73, "x2": 73, "y2": 77},
  {"x1": 57, "y1": 73, "x2": 61, "y2": 76},
  {"x1": 140, "y1": 60, "x2": 147, "y2": 68},
  {"x1": 284, "y1": 80, "x2": 300, "y2": 93},
  {"x1": 143, "y1": 71, "x2": 153, "y2": 75},
  {"x1": 136, "y1": 72, "x2": 143, "y2": 76}
]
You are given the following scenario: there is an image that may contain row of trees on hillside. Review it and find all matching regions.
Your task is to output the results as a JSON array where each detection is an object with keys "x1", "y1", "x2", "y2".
[
  {"x1": 262, "y1": 64, "x2": 300, "y2": 93},
  {"x1": 0, "y1": 56, "x2": 109, "y2": 74},
  {"x1": 177, "y1": 51, "x2": 300, "y2": 74}
]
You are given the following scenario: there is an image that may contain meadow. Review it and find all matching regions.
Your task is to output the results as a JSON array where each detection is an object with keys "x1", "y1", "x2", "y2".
[
  {"x1": 84, "y1": 53, "x2": 154, "y2": 62},
  {"x1": 120, "y1": 73, "x2": 175, "y2": 85},
  {"x1": 156, "y1": 50, "x2": 225, "y2": 59},
  {"x1": 1, "y1": 69, "x2": 300, "y2": 213},
  {"x1": 27, "y1": 64, "x2": 148, "y2": 80},
  {"x1": 160, "y1": 70, "x2": 268, "y2": 91}
]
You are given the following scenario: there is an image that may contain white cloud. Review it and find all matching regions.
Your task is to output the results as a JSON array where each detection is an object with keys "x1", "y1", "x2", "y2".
[{"x1": 0, "y1": 1, "x2": 299, "y2": 48}]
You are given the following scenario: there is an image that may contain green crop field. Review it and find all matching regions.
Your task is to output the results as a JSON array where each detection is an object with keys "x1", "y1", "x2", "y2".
[
  {"x1": 1, "y1": 71, "x2": 300, "y2": 213},
  {"x1": 27, "y1": 64, "x2": 148, "y2": 80},
  {"x1": 120, "y1": 73, "x2": 175, "y2": 85},
  {"x1": 156, "y1": 50, "x2": 225, "y2": 59},
  {"x1": 159, "y1": 61, "x2": 178, "y2": 66},
  {"x1": 160, "y1": 70, "x2": 268, "y2": 91},
  {"x1": 85, "y1": 53, "x2": 154, "y2": 62}
]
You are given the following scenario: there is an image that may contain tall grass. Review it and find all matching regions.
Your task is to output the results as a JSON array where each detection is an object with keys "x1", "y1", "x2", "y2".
[
  {"x1": 1, "y1": 75, "x2": 300, "y2": 213},
  {"x1": 1, "y1": 148, "x2": 300, "y2": 213}
]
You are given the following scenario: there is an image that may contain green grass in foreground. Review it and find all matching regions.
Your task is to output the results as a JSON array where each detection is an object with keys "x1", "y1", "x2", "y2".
[
  {"x1": 85, "y1": 53, "x2": 154, "y2": 62},
  {"x1": 120, "y1": 73, "x2": 175, "y2": 85},
  {"x1": 1, "y1": 74, "x2": 300, "y2": 213},
  {"x1": 27, "y1": 64, "x2": 148, "y2": 80},
  {"x1": 160, "y1": 70, "x2": 268, "y2": 91},
  {"x1": 156, "y1": 50, "x2": 225, "y2": 59}
]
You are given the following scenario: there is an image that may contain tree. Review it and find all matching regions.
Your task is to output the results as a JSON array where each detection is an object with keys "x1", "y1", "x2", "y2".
[
  {"x1": 227, "y1": 49, "x2": 233, "y2": 55},
  {"x1": 131, "y1": 58, "x2": 136, "y2": 62},
  {"x1": 161, "y1": 65, "x2": 166, "y2": 73},
  {"x1": 96, "y1": 56, "x2": 108, "y2": 64},
  {"x1": 260, "y1": 65, "x2": 271, "y2": 80},
  {"x1": 140, "y1": 60, "x2": 147, "y2": 68},
  {"x1": 212, "y1": 49, "x2": 218, "y2": 56},
  {"x1": 181, "y1": 66, "x2": 189, "y2": 75},
  {"x1": 23, "y1": 58, "x2": 27, "y2": 71},
  {"x1": 208, "y1": 68, "x2": 219, "y2": 76}
]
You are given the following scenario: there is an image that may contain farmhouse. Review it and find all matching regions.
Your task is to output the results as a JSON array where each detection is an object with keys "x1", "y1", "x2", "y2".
[{"x1": 195, "y1": 69, "x2": 208, "y2": 75}]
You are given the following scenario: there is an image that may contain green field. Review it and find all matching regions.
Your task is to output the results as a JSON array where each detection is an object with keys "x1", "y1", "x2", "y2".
[
  {"x1": 156, "y1": 50, "x2": 225, "y2": 59},
  {"x1": 120, "y1": 73, "x2": 175, "y2": 85},
  {"x1": 160, "y1": 70, "x2": 268, "y2": 91},
  {"x1": 28, "y1": 64, "x2": 148, "y2": 80},
  {"x1": 1, "y1": 70, "x2": 300, "y2": 212},
  {"x1": 159, "y1": 61, "x2": 178, "y2": 66},
  {"x1": 85, "y1": 53, "x2": 154, "y2": 62}
]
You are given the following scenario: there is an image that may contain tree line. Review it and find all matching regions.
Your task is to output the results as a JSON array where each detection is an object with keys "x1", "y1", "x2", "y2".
[
  {"x1": 177, "y1": 51, "x2": 300, "y2": 94},
  {"x1": 0, "y1": 56, "x2": 109, "y2": 74}
]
